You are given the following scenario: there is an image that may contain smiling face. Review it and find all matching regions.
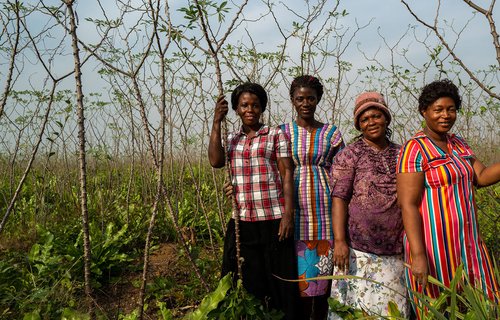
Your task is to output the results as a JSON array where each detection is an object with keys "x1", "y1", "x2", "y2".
[
  {"x1": 359, "y1": 107, "x2": 387, "y2": 143},
  {"x1": 292, "y1": 87, "x2": 319, "y2": 120},
  {"x1": 236, "y1": 92, "x2": 262, "y2": 129},
  {"x1": 422, "y1": 97, "x2": 457, "y2": 137}
]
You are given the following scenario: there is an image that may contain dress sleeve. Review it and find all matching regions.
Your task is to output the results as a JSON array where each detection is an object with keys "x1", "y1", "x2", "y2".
[
  {"x1": 330, "y1": 147, "x2": 355, "y2": 201},
  {"x1": 331, "y1": 126, "x2": 345, "y2": 156},
  {"x1": 275, "y1": 127, "x2": 291, "y2": 158},
  {"x1": 397, "y1": 139, "x2": 424, "y2": 173}
]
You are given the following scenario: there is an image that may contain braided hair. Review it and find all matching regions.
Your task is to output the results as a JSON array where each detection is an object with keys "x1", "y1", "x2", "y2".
[{"x1": 289, "y1": 75, "x2": 324, "y2": 102}]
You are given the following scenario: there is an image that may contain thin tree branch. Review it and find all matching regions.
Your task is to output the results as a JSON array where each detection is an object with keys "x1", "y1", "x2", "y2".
[{"x1": 401, "y1": 0, "x2": 500, "y2": 100}]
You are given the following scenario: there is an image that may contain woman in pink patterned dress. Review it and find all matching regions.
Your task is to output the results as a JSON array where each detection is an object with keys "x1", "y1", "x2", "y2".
[{"x1": 328, "y1": 92, "x2": 409, "y2": 319}]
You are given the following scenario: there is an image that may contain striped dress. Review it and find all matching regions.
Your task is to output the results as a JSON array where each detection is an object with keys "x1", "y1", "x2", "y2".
[
  {"x1": 280, "y1": 121, "x2": 344, "y2": 297},
  {"x1": 397, "y1": 131, "x2": 499, "y2": 310}
]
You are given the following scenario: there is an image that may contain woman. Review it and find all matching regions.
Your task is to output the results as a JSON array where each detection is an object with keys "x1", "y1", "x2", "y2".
[
  {"x1": 208, "y1": 82, "x2": 299, "y2": 319},
  {"x1": 280, "y1": 75, "x2": 344, "y2": 320},
  {"x1": 328, "y1": 92, "x2": 409, "y2": 319},
  {"x1": 397, "y1": 79, "x2": 500, "y2": 318}
]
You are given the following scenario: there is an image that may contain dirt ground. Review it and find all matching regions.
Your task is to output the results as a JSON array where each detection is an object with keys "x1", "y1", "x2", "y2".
[{"x1": 96, "y1": 242, "x2": 196, "y2": 319}]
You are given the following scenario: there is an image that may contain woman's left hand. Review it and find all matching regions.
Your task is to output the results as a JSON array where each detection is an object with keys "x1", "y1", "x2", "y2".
[
  {"x1": 333, "y1": 239, "x2": 350, "y2": 273},
  {"x1": 278, "y1": 215, "x2": 293, "y2": 241}
]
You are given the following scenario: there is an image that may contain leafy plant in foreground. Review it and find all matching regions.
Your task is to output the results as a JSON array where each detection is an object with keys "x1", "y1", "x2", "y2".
[
  {"x1": 180, "y1": 273, "x2": 284, "y2": 320},
  {"x1": 327, "y1": 263, "x2": 499, "y2": 319}
]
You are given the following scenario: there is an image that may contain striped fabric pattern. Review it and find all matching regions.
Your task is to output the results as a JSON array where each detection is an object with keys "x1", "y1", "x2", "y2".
[
  {"x1": 397, "y1": 131, "x2": 499, "y2": 306},
  {"x1": 280, "y1": 122, "x2": 344, "y2": 240}
]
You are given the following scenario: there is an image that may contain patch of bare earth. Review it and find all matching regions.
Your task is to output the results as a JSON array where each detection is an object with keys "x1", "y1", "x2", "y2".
[{"x1": 96, "y1": 242, "x2": 190, "y2": 319}]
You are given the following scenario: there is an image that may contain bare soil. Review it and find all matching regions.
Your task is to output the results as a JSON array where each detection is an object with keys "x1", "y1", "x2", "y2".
[
  {"x1": 96, "y1": 242, "x2": 196, "y2": 319},
  {"x1": 96, "y1": 242, "x2": 218, "y2": 319}
]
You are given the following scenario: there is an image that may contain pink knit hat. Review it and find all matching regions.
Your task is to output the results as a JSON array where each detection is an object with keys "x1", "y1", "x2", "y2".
[{"x1": 353, "y1": 92, "x2": 391, "y2": 130}]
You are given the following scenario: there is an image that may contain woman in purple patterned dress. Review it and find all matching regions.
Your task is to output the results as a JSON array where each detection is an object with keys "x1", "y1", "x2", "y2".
[{"x1": 328, "y1": 92, "x2": 409, "y2": 319}]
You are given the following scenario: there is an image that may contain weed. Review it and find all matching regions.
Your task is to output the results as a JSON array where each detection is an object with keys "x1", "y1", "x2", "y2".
[{"x1": 327, "y1": 263, "x2": 500, "y2": 319}]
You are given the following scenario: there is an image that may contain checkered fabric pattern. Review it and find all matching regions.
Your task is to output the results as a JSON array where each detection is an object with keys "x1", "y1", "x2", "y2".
[{"x1": 227, "y1": 125, "x2": 291, "y2": 221}]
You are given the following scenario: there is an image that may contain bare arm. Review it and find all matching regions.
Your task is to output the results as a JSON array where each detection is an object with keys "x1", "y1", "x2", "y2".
[
  {"x1": 277, "y1": 156, "x2": 294, "y2": 241},
  {"x1": 208, "y1": 96, "x2": 228, "y2": 168},
  {"x1": 332, "y1": 196, "x2": 349, "y2": 272},
  {"x1": 397, "y1": 172, "x2": 428, "y2": 288},
  {"x1": 472, "y1": 159, "x2": 500, "y2": 187}
]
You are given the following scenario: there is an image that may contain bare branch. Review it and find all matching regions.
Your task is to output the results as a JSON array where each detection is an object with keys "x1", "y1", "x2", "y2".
[
  {"x1": 401, "y1": 0, "x2": 500, "y2": 100},
  {"x1": 63, "y1": 1, "x2": 95, "y2": 318},
  {"x1": 0, "y1": 0, "x2": 21, "y2": 119},
  {"x1": 463, "y1": 0, "x2": 500, "y2": 66}
]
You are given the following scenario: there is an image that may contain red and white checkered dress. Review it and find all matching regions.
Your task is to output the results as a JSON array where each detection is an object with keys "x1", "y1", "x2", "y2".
[{"x1": 227, "y1": 125, "x2": 291, "y2": 222}]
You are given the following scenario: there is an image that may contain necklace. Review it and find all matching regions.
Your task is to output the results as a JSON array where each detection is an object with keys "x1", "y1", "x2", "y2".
[
  {"x1": 362, "y1": 138, "x2": 392, "y2": 174},
  {"x1": 381, "y1": 156, "x2": 391, "y2": 174}
]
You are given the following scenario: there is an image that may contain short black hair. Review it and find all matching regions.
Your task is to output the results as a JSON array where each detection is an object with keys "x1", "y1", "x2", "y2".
[
  {"x1": 289, "y1": 75, "x2": 324, "y2": 102},
  {"x1": 418, "y1": 79, "x2": 462, "y2": 115},
  {"x1": 230, "y1": 82, "x2": 268, "y2": 112}
]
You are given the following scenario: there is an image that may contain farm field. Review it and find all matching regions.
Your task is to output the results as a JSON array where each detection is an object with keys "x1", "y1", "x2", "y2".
[
  {"x1": 0, "y1": 160, "x2": 498, "y2": 319},
  {"x1": 1, "y1": 0, "x2": 499, "y2": 319}
]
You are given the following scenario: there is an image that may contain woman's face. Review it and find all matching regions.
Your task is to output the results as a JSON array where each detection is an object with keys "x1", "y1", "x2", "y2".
[
  {"x1": 236, "y1": 92, "x2": 262, "y2": 128},
  {"x1": 422, "y1": 97, "x2": 457, "y2": 136},
  {"x1": 292, "y1": 87, "x2": 318, "y2": 120},
  {"x1": 359, "y1": 107, "x2": 387, "y2": 142}
]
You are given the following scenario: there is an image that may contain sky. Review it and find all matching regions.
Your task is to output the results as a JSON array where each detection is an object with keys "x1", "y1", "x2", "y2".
[
  {"x1": 1, "y1": 0, "x2": 498, "y2": 148},
  {"x1": 5, "y1": 0, "x2": 498, "y2": 94}
]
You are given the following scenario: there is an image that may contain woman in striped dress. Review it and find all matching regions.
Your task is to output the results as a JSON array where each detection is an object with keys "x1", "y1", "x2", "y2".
[
  {"x1": 397, "y1": 79, "x2": 500, "y2": 318},
  {"x1": 280, "y1": 75, "x2": 344, "y2": 320}
]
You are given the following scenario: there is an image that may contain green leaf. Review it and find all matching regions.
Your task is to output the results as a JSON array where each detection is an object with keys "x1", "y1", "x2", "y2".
[
  {"x1": 157, "y1": 301, "x2": 174, "y2": 320},
  {"x1": 22, "y1": 310, "x2": 41, "y2": 320},
  {"x1": 387, "y1": 300, "x2": 402, "y2": 318},
  {"x1": 183, "y1": 273, "x2": 232, "y2": 320},
  {"x1": 61, "y1": 307, "x2": 90, "y2": 320}
]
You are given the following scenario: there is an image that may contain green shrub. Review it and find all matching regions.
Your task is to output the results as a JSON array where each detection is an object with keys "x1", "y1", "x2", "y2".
[
  {"x1": 181, "y1": 273, "x2": 284, "y2": 320},
  {"x1": 327, "y1": 263, "x2": 499, "y2": 319},
  {"x1": 476, "y1": 185, "x2": 500, "y2": 261}
]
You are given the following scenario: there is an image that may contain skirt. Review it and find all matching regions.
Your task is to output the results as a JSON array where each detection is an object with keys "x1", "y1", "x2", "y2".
[
  {"x1": 296, "y1": 240, "x2": 334, "y2": 297},
  {"x1": 328, "y1": 247, "x2": 409, "y2": 319},
  {"x1": 221, "y1": 219, "x2": 300, "y2": 320}
]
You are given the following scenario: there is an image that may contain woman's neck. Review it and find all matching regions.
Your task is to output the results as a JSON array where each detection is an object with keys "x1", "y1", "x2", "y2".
[
  {"x1": 363, "y1": 137, "x2": 388, "y2": 151},
  {"x1": 242, "y1": 122, "x2": 263, "y2": 137},
  {"x1": 295, "y1": 117, "x2": 323, "y2": 131},
  {"x1": 423, "y1": 127, "x2": 450, "y2": 153},
  {"x1": 423, "y1": 126, "x2": 447, "y2": 142}
]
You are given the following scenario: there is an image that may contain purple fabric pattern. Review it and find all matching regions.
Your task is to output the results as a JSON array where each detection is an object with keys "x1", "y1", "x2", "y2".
[{"x1": 330, "y1": 139, "x2": 403, "y2": 255}]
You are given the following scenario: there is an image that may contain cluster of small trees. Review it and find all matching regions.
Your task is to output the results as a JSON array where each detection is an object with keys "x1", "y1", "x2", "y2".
[{"x1": 0, "y1": 0, "x2": 498, "y2": 318}]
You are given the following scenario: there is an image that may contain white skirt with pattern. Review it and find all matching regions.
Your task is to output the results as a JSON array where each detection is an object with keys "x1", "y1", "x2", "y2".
[{"x1": 328, "y1": 248, "x2": 409, "y2": 319}]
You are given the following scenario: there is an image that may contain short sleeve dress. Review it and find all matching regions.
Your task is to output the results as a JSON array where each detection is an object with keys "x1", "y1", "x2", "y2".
[
  {"x1": 328, "y1": 139, "x2": 409, "y2": 319},
  {"x1": 280, "y1": 121, "x2": 344, "y2": 297},
  {"x1": 397, "y1": 131, "x2": 499, "y2": 312}
]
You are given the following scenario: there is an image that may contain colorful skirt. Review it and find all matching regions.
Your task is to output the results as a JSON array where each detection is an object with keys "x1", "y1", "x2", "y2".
[
  {"x1": 328, "y1": 248, "x2": 409, "y2": 319},
  {"x1": 296, "y1": 240, "x2": 334, "y2": 297}
]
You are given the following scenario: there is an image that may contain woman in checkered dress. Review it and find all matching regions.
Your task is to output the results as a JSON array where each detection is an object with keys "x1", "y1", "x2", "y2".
[{"x1": 209, "y1": 82, "x2": 300, "y2": 319}]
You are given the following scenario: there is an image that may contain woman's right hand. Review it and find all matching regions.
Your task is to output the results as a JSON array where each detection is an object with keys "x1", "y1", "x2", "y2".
[
  {"x1": 223, "y1": 181, "x2": 234, "y2": 197},
  {"x1": 333, "y1": 240, "x2": 350, "y2": 273},
  {"x1": 214, "y1": 96, "x2": 228, "y2": 123},
  {"x1": 411, "y1": 253, "x2": 429, "y2": 290}
]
